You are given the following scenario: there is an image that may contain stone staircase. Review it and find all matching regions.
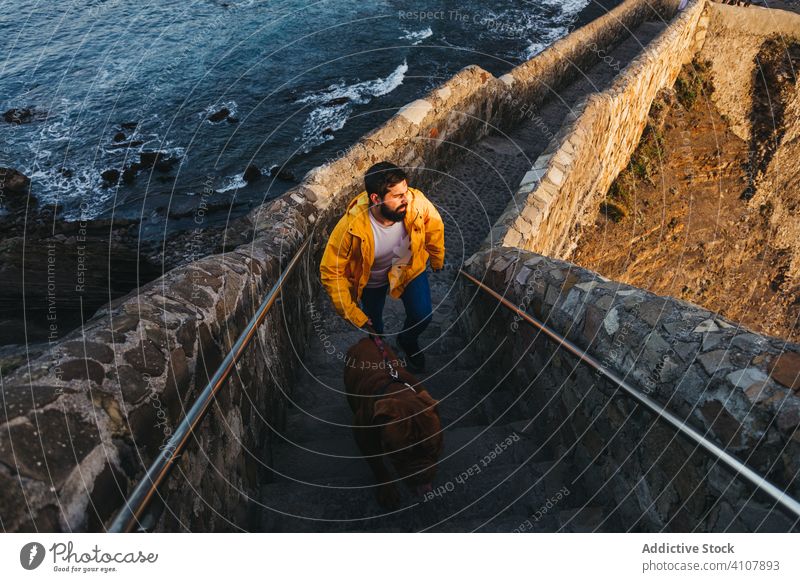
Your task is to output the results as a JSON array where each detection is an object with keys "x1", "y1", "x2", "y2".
[
  {"x1": 259, "y1": 268, "x2": 615, "y2": 532},
  {"x1": 257, "y1": 17, "x2": 668, "y2": 533}
]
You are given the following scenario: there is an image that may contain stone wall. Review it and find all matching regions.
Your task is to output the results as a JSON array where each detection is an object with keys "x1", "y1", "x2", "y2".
[
  {"x1": 0, "y1": 6, "x2": 513, "y2": 533},
  {"x1": 486, "y1": 0, "x2": 709, "y2": 259},
  {"x1": 0, "y1": 0, "x2": 686, "y2": 532},
  {"x1": 493, "y1": 0, "x2": 678, "y2": 127},
  {"x1": 0, "y1": 195, "x2": 318, "y2": 532},
  {"x1": 459, "y1": 246, "x2": 800, "y2": 532},
  {"x1": 300, "y1": 0, "x2": 678, "y2": 228}
]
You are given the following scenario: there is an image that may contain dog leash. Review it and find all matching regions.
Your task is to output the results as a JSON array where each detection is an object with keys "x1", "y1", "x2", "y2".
[{"x1": 364, "y1": 324, "x2": 416, "y2": 394}]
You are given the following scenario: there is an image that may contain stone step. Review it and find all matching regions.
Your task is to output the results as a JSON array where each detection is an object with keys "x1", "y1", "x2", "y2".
[
  {"x1": 268, "y1": 423, "x2": 524, "y2": 484},
  {"x1": 414, "y1": 367, "x2": 489, "y2": 427},
  {"x1": 269, "y1": 434, "x2": 371, "y2": 485},
  {"x1": 422, "y1": 460, "x2": 561, "y2": 525},
  {"x1": 477, "y1": 379, "x2": 540, "y2": 427},
  {"x1": 287, "y1": 358, "x2": 492, "y2": 430},
  {"x1": 557, "y1": 505, "x2": 608, "y2": 533},
  {"x1": 283, "y1": 375, "x2": 488, "y2": 445},
  {"x1": 431, "y1": 512, "x2": 560, "y2": 533},
  {"x1": 312, "y1": 513, "x2": 542, "y2": 533},
  {"x1": 259, "y1": 416, "x2": 574, "y2": 532},
  {"x1": 260, "y1": 455, "x2": 562, "y2": 532},
  {"x1": 283, "y1": 403, "x2": 355, "y2": 444},
  {"x1": 287, "y1": 372, "x2": 347, "y2": 410}
]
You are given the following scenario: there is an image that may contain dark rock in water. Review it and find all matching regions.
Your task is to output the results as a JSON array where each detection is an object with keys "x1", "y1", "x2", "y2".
[
  {"x1": 243, "y1": 164, "x2": 261, "y2": 183},
  {"x1": 120, "y1": 121, "x2": 138, "y2": 130},
  {"x1": 139, "y1": 151, "x2": 159, "y2": 168},
  {"x1": 227, "y1": 116, "x2": 239, "y2": 124},
  {"x1": 1, "y1": 169, "x2": 30, "y2": 192},
  {"x1": 322, "y1": 127, "x2": 334, "y2": 136},
  {"x1": 268, "y1": 165, "x2": 297, "y2": 182},
  {"x1": 139, "y1": 151, "x2": 178, "y2": 173},
  {"x1": 101, "y1": 169, "x2": 120, "y2": 184},
  {"x1": 208, "y1": 107, "x2": 230, "y2": 123},
  {"x1": 325, "y1": 97, "x2": 349, "y2": 106},
  {"x1": 119, "y1": 152, "x2": 178, "y2": 184},
  {"x1": 3, "y1": 107, "x2": 35, "y2": 124},
  {"x1": 0, "y1": 168, "x2": 31, "y2": 206},
  {"x1": 155, "y1": 158, "x2": 178, "y2": 173},
  {"x1": 58, "y1": 167, "x2": 73, "y2": 178},
  {"x1": 113, "y1": 131, "x2": 126, "y2": 142},
  {"x1": 121, "y1": 164, "x2": 141, "y2": 184}
]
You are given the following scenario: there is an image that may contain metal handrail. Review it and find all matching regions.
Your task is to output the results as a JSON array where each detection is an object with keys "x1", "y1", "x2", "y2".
[
  {"x1": 109, "y1": 234, "x2": 314, "y2": 532},
  {"x1": 458, "y1": 268, "x2": 800, "y2": 520}
]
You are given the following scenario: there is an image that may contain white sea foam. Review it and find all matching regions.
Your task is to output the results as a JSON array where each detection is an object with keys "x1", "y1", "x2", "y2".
[
  {"x1": 400, "y1": 27, "x2": 433, "y2": 45},
  {"x1": 475, "y1": 0, "x2": 590, "y2": 61},
  {"x1": 21, "y1": 101, "x2": 188, "y2": 220},
  {"x1": 216, "y1": 173, "x2": 248, "y2": 193},
  {"x1": 295, "y1": 59, "x2": 408, "y2": 153}
]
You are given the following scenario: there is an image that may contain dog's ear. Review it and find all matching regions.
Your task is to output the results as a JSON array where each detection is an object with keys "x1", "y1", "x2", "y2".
[
  {"x1": 417, "y1": 390, "x2": 439, "y2": 413},
  {"x1": 372, "y1": 398, "x2": 400, "y2": 425},
  {"x1": 373, "y1": 399, "x2": 413, "y2": 444}
]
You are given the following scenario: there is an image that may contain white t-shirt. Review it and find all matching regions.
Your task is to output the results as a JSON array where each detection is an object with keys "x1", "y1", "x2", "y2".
[{"x1": 365, "y1": 210, "x2": 411, "y2": 288}]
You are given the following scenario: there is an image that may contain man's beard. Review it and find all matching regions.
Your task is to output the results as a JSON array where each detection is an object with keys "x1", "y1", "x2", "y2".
[{"x1": 379, "y1": 202, "x2": 406, "y2": 222}]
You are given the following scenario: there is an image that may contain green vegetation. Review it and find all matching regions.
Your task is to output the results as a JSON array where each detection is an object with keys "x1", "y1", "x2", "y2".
[
  {"x1": 601, "y1": 173, "x2": 635, "y2": 222},
  {"x1": 674, "y1": 59, "x2": 714, "y2": 109},
  {"x1": 600, "y1": 113, "x2": 664, "y2": 223},
  {"x1": 629, "y1": 122, "x2": 665, "y2": 184},
  {"x1": 598, "y1": 61, "x2": 713, "y2": 223}
]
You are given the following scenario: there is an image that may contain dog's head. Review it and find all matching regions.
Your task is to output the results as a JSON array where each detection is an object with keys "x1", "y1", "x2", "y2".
[{"x1": 372, "y1": 389, "x2": 443, "y2": 496}]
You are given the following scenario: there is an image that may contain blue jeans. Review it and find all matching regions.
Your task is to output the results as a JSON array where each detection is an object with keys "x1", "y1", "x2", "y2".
[{"x1": 359, "y1": 269, "x2": 432, "y2": 349}]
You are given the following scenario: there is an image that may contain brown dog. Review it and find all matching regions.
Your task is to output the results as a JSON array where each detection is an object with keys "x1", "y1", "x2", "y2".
[{"x1": 344, "y1": 336, "x2": 443, "y2": 508}]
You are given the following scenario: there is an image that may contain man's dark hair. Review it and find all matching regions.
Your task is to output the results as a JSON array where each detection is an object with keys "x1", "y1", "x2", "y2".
[{"x1": 364, "y1": 161, "x2": 407, "y2": 199}]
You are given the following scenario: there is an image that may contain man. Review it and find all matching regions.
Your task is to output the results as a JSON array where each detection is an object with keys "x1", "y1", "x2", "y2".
[{"x1": 319, "y1": 161, "x2": 445, "y2": 372}]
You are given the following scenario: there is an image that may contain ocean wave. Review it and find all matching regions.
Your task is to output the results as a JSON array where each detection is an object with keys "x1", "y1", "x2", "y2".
[
  {"x1": 474, "y1": 0, "x2": 590, "y2": 61},
  {"x1": 294, "y1": 59, "x2": 408, "y2": 153},
  {"x1": 28, "y1": 165, "x2": 114, "y2": 221},
  {"x1": 20, "y1": 103, "x2": 188, "y2": 220},
  {"x1": 400, "y1": 27, "x2": 433, "y2": 46},
  {"x1": 17, "y1": 99, "x2": 105, "y2": 219},
  {"x1": 215, "y1": 173, "x2": 247, "y2": 193}
]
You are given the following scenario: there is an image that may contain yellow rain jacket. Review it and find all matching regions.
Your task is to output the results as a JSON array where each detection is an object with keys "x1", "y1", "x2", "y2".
[{"x1": 319, "y1": 186, "x2": 445, "y2": 327}]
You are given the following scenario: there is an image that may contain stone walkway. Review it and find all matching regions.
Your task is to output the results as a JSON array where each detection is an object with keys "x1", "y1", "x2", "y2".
[{"x1": 257, "y1": 19, "x2": 667, "y2": 532}]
